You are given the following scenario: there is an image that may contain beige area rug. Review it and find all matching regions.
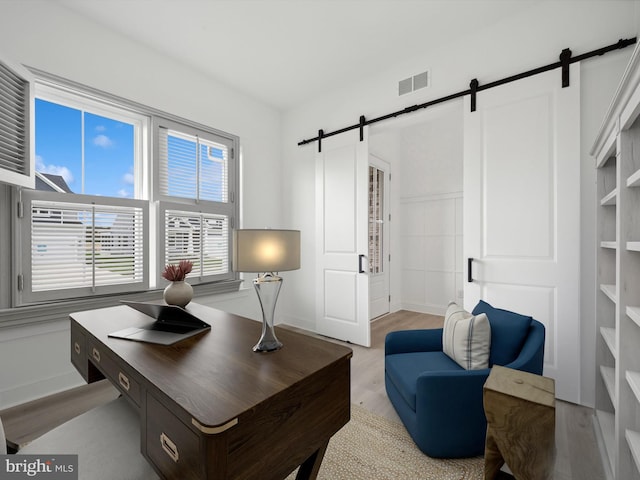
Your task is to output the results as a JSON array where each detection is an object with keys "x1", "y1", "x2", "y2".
[{"x1": 286, "y1": 404, "x2": 483, "y2": 480}]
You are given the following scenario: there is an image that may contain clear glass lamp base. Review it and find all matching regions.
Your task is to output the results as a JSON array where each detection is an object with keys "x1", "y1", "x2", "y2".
[{"x1": 252, "y1": 273, "x2": 284, "y2": 352}]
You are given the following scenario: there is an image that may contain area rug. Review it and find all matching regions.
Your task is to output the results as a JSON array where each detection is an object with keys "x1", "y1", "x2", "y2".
[{"x1": 286, "y1": 404, "x2": 483, "y2": 480}]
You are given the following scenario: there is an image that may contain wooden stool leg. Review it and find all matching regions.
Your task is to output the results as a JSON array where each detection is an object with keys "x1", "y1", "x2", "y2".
[{"x1": 484, "y1": 426, "x2": 505, "y2": 480}]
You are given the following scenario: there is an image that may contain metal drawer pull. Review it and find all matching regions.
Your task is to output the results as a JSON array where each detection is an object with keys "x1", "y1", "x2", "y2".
[
  {"x1": 160, "y1": 433, "x2": 179, "y2": 462},
  {"x1": 74, "y1": 342, "x2": 81, "y2": 355},
  {"x1": 118, "y1": 372, "x2": 130, "y2": 391},
  {"x1": 92, "y1": 348, "x2": 101, "y2": 363}
]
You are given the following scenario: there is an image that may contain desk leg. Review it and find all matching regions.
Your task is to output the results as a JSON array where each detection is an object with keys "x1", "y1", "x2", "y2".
[
  {"x1": 295, "y1": 440, "x2": 329, "y2": 480},
  {"x1": 484, "y1": 427, "x2": 505, "y2": 480}
]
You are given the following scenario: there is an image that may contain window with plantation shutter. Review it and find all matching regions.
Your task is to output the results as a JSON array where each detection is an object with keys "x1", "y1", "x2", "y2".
[
  {"x1": 0, "y1": 56, "x2": 34, "y2": 188},
  {"x1": 9, "y1": 73, "x2": 239, "y2": 307},
  {"x1": 155, "y1": 117, "x2": 236, "y2": 285},
  {"x1": 19, "y1": 192, "x2": 148, "y2": 304}
]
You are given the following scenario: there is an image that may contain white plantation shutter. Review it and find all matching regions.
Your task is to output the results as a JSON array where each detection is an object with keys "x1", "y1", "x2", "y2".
[
  {"x1": 0, "y1": 56, "x2": 34, "y2": 188},
  {"x1": 20, "y1": 194, "x2": 148, "y2": 303},
  {"x1": 164, "y1": 209, "x2": 230, "y2": 280}
]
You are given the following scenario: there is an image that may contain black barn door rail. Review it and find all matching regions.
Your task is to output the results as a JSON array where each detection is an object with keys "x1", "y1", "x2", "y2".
[{"x1": 300, "y1": 37, "x2": 636, "y2": 152}]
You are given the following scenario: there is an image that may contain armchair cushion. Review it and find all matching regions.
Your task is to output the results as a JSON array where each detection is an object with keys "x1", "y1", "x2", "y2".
[
  {"x1": 385, "y1": 351, "x2": 462, "y2": 410},
  {"x1": 472, "y1": 300, "x2": 532, "y2": 366}
]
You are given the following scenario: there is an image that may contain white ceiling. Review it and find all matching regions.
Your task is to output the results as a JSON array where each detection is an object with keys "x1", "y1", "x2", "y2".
[{"x1": 59, "y1": 0, "x2": 541, "y2": 111}]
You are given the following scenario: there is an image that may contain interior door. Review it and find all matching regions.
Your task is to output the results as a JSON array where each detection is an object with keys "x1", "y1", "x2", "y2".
[
  {"x1": 316, "y1": 128, "x2": 370, "y2": 346},
  {"x1": 369, "y1": 155, "x2": 390, "y2": 320},
  {"x1": 463, "y1": 65, "x2": 580, "y2": 403}
]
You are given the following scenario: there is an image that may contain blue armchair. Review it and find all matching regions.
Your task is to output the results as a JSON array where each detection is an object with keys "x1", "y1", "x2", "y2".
[{"x1": 384, "y1": 301, "x2": 545, "y2": 458}]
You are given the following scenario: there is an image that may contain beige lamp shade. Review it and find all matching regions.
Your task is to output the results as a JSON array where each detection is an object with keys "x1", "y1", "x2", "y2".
[{"x1": 233, "y1": 229, "x2": 300, "y2": 273}]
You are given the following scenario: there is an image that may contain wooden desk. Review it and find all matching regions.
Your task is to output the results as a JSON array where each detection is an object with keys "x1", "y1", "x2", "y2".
[
  {"x1": 483, "y1": 366, "x2": 555, "y2": 480},
  {"x1": 70, "y1": 303, "x2": 352, "y2": 480}
]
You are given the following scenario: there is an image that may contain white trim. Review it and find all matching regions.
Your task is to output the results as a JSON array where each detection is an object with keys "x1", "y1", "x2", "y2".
[{"x1": 400, "y1": 191, "x2": 463, "y2": 204}]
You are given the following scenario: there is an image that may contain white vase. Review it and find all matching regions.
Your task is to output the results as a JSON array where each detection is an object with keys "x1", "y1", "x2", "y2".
[{"x1": 163, "y1": 281, "x2": 193, "y2": 307}]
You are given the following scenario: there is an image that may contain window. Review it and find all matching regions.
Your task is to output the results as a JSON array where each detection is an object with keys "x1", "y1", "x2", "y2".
[
  {"x1": 155, "y1": 118, "x2": 235, "y2": 284},
  {"x1": 368, "y1": 166, "x2": 385, "y2": 274},
  {"x1": 34, "y1": 96, "x2": 139, "y2": 198},
  {"x1": 10, "y1": 77, "x2": 238, "y2": 306}
]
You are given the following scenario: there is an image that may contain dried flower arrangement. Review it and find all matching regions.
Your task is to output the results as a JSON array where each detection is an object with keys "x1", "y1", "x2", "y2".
[{"x1": 162, "y1": 259, "x2": 194, "y2": 282}]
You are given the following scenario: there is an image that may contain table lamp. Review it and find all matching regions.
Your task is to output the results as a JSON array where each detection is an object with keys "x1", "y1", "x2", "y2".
[{"x1": 232, "y1": 229, "x2": 300, "y2": 352}]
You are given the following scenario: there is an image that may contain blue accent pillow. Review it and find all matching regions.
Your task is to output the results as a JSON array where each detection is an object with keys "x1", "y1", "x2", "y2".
[{"x1": 471, "y1": 300, "x2": 532, "y2": 366}]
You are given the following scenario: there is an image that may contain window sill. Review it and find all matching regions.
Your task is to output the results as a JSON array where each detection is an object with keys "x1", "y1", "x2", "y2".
[{"x1": 0, "y1": 279, "x2": 242, "y2": 329}]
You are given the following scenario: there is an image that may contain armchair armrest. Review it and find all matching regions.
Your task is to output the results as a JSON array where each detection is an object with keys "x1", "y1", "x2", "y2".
[
  {"x1": 504, "y1": 320, "x2": 545, "y2": 375},
  {"x1": 415, "y1": 368, "x2": 491, "y2": 458},
  {"x1": 385, "y1": 329, "x2": 443, "y2": 356}
]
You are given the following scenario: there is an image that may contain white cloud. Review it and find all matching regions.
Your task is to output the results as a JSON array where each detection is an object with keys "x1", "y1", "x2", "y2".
[
  {"x1": 123, "y1": 172, "x2": 134, "y2": 185},
  {"x1": 95, "y1": 125, "x2": 106, "y2": 132},
  {"x1": 118, "y1": 189, "x2": 131, "y2": 198},
  {"x1": 93, "y1": 134, "x2": 113, "y2": 148},
  {"x1": 36, "y1": 155, "x2": 74, "y2": 185}
]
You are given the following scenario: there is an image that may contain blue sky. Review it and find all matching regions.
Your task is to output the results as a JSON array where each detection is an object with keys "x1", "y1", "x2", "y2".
[{"x1": 35, "y1": 98, "x2": 135, "y2": 197}]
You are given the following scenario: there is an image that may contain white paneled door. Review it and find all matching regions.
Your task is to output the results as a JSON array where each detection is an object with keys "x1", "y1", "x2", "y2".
[
  {"x1": 463, "y1": 65, "x2": 580, "y2": 403},
  {"x1": 316, "y1": 128, "x2": 371, "y2": 347}
]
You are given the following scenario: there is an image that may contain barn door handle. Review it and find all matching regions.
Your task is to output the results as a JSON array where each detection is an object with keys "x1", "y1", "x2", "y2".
[
  {"x1": 468, "y1": 258, "x2": 474, "y2": 283},
  {"x1": 359, "y1": 254, "x2": 367, "y2": 274}
]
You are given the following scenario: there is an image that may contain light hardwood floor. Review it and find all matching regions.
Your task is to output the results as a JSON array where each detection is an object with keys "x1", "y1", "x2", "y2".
[{"x1": 287, "y1": 310, "x2": 606, "y2": 480}]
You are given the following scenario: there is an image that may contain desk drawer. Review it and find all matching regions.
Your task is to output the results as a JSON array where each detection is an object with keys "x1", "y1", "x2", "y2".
[
  {"x1": 88, "y1": 341, "x2": 141, "y2": 406},
  {"x1": 70, "y1": 327, "x2": 87, "y2": 381},
  {"x1": 146, "y1": 393, "x2": 201, "y2": 480}
]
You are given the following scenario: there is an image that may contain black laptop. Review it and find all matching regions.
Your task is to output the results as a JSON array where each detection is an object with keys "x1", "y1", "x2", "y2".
[{"x1": 108, "y1": 301, "x2": 210, "y2": 345}]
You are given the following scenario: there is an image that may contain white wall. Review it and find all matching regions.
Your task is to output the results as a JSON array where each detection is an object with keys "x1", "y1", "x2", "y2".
[
  {"x1": 0, "y1": 2, "x2": 281, "y2": 407},
  {"x1": 282, "y1": 1, "x2": 638, "y2": 406},
  {"x1": 370, "y1": 103, "x2": 464, "y2": 315}
]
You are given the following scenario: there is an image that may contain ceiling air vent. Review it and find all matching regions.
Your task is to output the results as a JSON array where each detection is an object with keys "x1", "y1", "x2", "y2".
[{"x1": 398, "y1": 70, "x2": 430, "y2": 96}]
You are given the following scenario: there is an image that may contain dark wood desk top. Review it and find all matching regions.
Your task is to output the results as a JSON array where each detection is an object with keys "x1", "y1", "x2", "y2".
[{"x1": 70, "y1": 303, "x2": 353, "y2": 432}]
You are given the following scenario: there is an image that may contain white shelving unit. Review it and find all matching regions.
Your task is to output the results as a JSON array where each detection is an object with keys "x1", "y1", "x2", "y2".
[{"x1": 592, "y1": 42, "x2": 640, "y2": 480}]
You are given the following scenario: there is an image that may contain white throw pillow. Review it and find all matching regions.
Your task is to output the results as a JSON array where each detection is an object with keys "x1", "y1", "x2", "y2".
[{"x1": 442, "y1": 302, "x2": 491, "y2": 370}]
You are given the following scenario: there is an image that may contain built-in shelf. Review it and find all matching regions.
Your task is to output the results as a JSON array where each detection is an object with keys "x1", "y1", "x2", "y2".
[
  {"x1": 627, "y1": 241, "x2": 640, "y2": 252},
  {"x1": 628, "y1": 306, "x2": 640, "y2": 328},
  {"x1": 597, "y1": 410, "x2": 616, "y2": 474},
  {"x1": 601, "y1": 365, "x2": 616, "y2": 405},
  {"x1": 601, "y1": 284, "x2": 618, "y2": 303},
  {"x1": 627, "y1": 169, "x2": 640, "y2": 187},
  {"x1": 626, "y1": 371, "x2": 640, "y2": 405},
  {"x1": 601, "y1": 189, "x2": 618, "y2": 205},
  {"x1": 626, "y1": 429, "x2": 640, "y2": 475},
  {"x1": 592, "y1": 41, "x2": 640, "y2": 480},
  {"x1": 601, "y1": 326, "x2": 617, "y2": 358}
]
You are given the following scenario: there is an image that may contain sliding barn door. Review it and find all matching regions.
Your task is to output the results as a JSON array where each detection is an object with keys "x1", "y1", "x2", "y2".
[
  {"x1": 316, "y1": 129, "x2": 370, "y2": 347},
  {"x1": 463, "y1": 66, "x2": 580, "y2": 402}
]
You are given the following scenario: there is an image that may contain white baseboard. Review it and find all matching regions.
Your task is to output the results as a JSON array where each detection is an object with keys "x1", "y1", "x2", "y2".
[{"x1": 400, "y1": 302, "x2": 447, "y2": 316}]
